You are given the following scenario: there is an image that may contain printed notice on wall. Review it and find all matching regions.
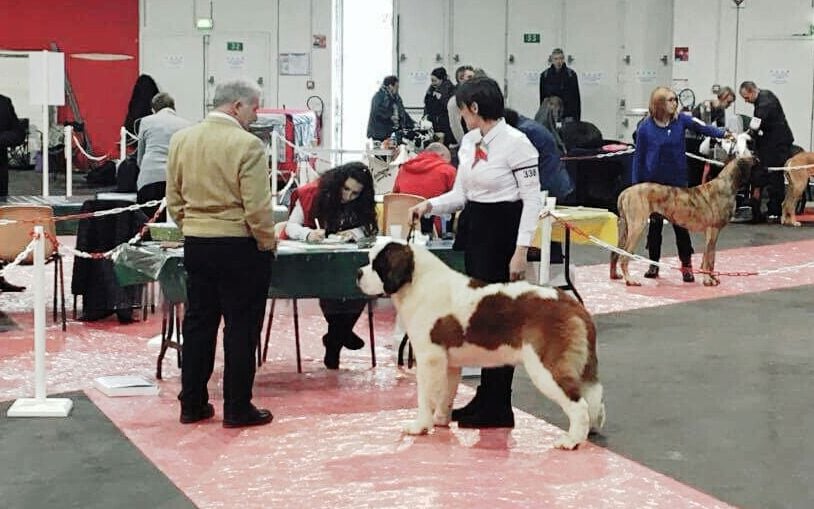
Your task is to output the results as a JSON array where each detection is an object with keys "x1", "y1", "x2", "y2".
[
  {"x1": 409, "y1": 71, "x2": 429, "y2": 86},
  {"x1": 226, "y1": 55, "x2": 246, "y2": 71},
  {"x1": 636, "y1": 70, "x2": 657, "y2": 84},
  {"x1": 769, "y1": 68, "x2": 790, "y2": 85},
  {"x1": 581, "y1": 71, "x2": 604, "y2": 86},
  {"x1": 279, "y1": 53, "x2": 310, "y2": 76},
  {"x1": 163, "y1": 55, "x2": 184, "y2": 70}
]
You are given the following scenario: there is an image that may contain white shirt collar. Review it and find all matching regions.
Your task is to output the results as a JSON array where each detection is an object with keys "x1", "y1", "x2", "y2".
[
  {"x1": 208, "y1": 111, "x2": 242, "y2": 128},
  {"x1": 478, "y1": 118, "x2": 505, "y2": 146}
]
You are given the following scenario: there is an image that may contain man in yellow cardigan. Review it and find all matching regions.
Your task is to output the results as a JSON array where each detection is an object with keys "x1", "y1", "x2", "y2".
[{"x1": 166, "y1": 79, "x2": 276, "y2": 428}]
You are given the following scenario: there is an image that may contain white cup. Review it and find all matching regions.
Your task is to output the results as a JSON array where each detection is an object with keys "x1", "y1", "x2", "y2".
[{"x1": 388, "y1": 224, "x2": 403, "y2": 239}]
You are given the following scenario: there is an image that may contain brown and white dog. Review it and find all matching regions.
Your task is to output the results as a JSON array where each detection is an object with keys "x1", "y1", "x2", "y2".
[
  {"x1": 357, "y1": 242, "x2": 605, "y2": 450},
  {"x1": 781, "y1": 151, "x2": 814, "y2": 227},
  {"x1": 610, "y1": 147, "x2": 754, "y2": 287}
]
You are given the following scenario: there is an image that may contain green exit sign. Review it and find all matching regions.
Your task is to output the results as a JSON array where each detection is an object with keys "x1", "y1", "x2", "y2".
[
  {"x1": 523, "y1": 33, "x2": 540, "y2": 44},
  {"x1": 227, "y1": 41, "x2": 244, "y2": 51}
]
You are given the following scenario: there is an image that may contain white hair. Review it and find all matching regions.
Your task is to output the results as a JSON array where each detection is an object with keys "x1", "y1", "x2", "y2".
[{"x1": 212, "y1": 79, "x2": 262, "y2": 108}]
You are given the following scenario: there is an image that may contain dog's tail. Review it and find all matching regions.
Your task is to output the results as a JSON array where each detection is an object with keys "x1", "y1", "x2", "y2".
[{"x1": 582, "y1": 381, "x2": 606, "y2": 432}]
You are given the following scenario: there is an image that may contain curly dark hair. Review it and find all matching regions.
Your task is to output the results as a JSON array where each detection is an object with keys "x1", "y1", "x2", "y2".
[{"x1": 312, "y1": 162, "x2": 378, "y2": 236}]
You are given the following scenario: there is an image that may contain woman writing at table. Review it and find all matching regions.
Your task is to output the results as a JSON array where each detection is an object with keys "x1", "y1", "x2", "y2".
[
  {"x1": 284, "y1": 162, "x2": 378, "y2": 369},
  {"x1": 409, "y1": 76, "x2": 542, "y2": 428}
]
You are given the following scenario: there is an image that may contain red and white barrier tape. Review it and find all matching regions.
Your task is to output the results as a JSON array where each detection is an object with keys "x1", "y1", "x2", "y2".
[
  {"x1": 0, "y1": 236, "x2": 38, "y2": 278},
  {"x1": 685, "y1": 152, "x2": 726, "y2": 168},
  {"x1": 768, "y1": 162, "x2": 814, "y2": 172},
  {"x1": 0, "y1": 200, "x2": 164, "y2": 227},
  {"x1": 72, "y1": 134, "x2": 110, "y2": 162},
  {"x1": 560, "y1": 147, "x2": 635, "y2": 161}
]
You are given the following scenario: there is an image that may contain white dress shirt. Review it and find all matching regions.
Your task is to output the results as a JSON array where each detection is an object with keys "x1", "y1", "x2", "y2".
[
  {"x1": 429, "y1": 119, "x2": 541, "y2": 246},
  {"x1": 284, "y1": 201, "x2": 366, "y2": 241}
]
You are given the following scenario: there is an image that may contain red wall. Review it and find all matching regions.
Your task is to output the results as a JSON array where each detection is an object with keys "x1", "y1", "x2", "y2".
[{"x1": 0, "y1": 0, "x2": 139, "y2": 160}]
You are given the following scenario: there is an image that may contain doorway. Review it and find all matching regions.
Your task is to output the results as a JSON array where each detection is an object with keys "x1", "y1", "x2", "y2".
[{"x1": 336, "y1": 0, "x2": 394, "y2": 156}]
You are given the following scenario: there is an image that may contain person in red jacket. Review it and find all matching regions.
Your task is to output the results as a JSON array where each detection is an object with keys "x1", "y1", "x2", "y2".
[{"x1": 393, "y1": 143, "x2": 456, "y2": 234}]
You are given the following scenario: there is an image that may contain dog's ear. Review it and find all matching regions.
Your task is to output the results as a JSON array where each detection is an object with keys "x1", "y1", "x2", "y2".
[{"x1": 372, "y1": 242, "x2": 414, "y2": 294}]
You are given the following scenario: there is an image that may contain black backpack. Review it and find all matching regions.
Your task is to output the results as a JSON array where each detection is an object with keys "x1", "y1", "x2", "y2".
[
  {"x1": 560, "y1": 121, "x2": 604, "y2": 150},
  {"x1": 116, "y1": 155, "x2": 140, "y2": 192},
  {"x1": 85, "y1": 160, "x2": 117, "y2": 187}
]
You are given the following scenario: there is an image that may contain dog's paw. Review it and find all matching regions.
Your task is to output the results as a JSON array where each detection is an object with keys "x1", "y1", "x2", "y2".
[
  {"x1": 624, "y1": 279, "x2": 642, "y2": 287},
  {"x1": 433, "y1": 413, "x2": 451, "y2": 427},
  {"x1": 402, "y1": 420, "x2": 431, "y2": 435},
  {"x1": 554, "y1": 435, "x2": 582, "y2": 450},
  {"x1": 609, "y1": 270, "x2": 622, "y2": 280},
  {"x1": 703, "y1": 277, "x2": 720, "y2": 287}
]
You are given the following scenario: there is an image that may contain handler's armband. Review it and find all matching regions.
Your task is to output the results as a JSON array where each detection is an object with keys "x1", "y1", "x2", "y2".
[{"x1": 512, "y1": 164, "x2": 539, "y2": 186}]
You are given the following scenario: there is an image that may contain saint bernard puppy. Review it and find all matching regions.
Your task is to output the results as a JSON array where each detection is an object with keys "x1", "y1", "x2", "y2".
[{"x1": 357, "y1": 242, "x2": 605, "y2": 450}]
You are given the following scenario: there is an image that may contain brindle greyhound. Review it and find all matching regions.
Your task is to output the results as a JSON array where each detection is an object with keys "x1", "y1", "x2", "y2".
[
  {"x1": 781, "y1": 151, "x2": 814, "y2": 227},
  {"x1": 610, "y1": 153, "x2": 755, "y2": 287}
]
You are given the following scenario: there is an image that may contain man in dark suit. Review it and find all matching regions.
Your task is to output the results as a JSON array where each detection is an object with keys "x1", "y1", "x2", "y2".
[
  {"x1": 739, "y1": 81, "x2": 794, "y2": 222},
  {"x1": 539, "y1": 48, "x2": 581, "y2": 122},
  {"x1": 166, "y1": 80, "x2": 276, "y2": 428},
  {"x1": 0, "y1": 94, "x2": 26, "y2": 292}
]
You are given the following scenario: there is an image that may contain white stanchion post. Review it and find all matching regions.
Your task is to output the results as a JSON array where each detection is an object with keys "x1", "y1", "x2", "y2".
[
  {"x1": 41, "y1": 50, "x2": 50, "y2": 198},
  {"x1": 64, "y1": 124, "x2": 73, "y2": 197},
  {"x1": 119, "y1": 126, "x2": 127, "y2": 162},
  {"x1": 271, "y1": 133, "x2": 279, "y2": 200},
  {"x1": 537, "y1": 194, "x2": 556, "y2": 285},
  {"x1": 7, "y1": 226, "x2": 73, "y2": 418}
]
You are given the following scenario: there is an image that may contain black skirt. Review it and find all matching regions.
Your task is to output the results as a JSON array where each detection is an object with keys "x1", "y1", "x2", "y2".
[{"x1": 458, "y1": 200, "x2": 522, "y2": 284}]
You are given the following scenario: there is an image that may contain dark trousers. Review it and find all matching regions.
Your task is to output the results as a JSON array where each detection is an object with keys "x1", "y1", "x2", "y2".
[
  {"x1": 765, "y1": 171, "x2": 786, "y2": 217},
  {"x1": 460, "y1": 201, "x2": 523, "y2": 404},
  {"x1": 646, "y1": 213, "x2": 693, "y2": 266},
  {"x1": 0, "y1": 164, "x2": 8, "y2": 197},
  {"x1": 137, "y1": 181, "x2": 166, "y2": 222},
  {"x1": 180, "y1": 237, "x2": 271, "y2": 418},
  {"x1": 319, "y1": 298, "x2": 366, "y2": 345}
]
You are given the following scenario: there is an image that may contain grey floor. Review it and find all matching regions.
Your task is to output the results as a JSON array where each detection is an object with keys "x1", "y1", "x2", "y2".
[{"x1": 5, "y1": 167, "x2": 814, "y2": 508}]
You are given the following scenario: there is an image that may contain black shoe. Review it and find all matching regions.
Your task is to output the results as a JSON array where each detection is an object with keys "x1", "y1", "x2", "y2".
[
  {"x1": 644, "y1": 265, "x2": 659, "y2": 278},
  {"x1": 457, "y1": 407, "x2": 515, "y2": 429},
  {"x1": 0, "y1": 280, "x2": 25, "y2": 292},
  {"x1": 323, "y1": 334, "x2": 341, "y2": 370},
  {"x1": 451, "y1": 386, "x2": 485, "y2": 422},
  {"x1": 180, "y1": 403, "x2": 215, "y2": 424},
  {"x1": 223, "y1": 406, "x2": 273, "y2": 428},
  {"x1": 682, "y1": 268, "x2": 695, "y2": 283},
  {"x1": 342, "y1": 332, "x2": 365, "y2": 351}
]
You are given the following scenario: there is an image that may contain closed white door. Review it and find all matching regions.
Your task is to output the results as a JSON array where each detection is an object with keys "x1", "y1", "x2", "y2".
[
  {"x1": 743, "y1": 38, "x2": 814, "y2": 151},
  {"x1": 562, "y1": 0, "x2": 622, "y2": 140},
  {"x1": 619, "y1": 0, "x2": 673, "y2": 141},
  {"x1": 141, "y1": 35, "x2": 206, "y2": 121},
  {"x1": 206, "y1": 32, "x2": 273, "y2": 110},
  {"x1": 451, "y1": 0, "x2": 507, "y2": 95},
  {"x1": 505, "y1": 0, "x2": 563, "y2": 118},
  {"x1": 395, "y1": 0, "x2": 448, "y2": 111}
]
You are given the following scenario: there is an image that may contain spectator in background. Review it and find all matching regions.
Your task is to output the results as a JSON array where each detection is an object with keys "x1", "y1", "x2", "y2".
[
  {"x1": 123, "y1": 75, "x2": 160, "y2": 137},
  {"x1": 0, "y1": 93, "x2": 26, "y2": 292},
  {"x1": 136, "y1": 92, "x2": 191, "y2": 219},
  {"x1": 446, "y1": 65, "x2": 475, "y2": 146},
  {"x1": 539, "y1": 48, "x2": 581, "y2": 122},
  {"x1": 687, "y1": 86, "x2": 736, "y2": 186},
  {"x1": 166, "y1": 79, "x2": 276, "y2": 428},
  {"x1": 367, "y1": 75, "x2": 414, "y2": 142},
  {"x1": 534, "y1": 96, "x2": 567, "y2": 155},
  {"x1": 423, "y1": 67, "x2": 455, "y2": 146},
  {"x1": 393, "y1": 142, "x2": 456, "y2": 234},
  {"x1": 739, "y1": 81, "x2": 795, "y2": 223}
]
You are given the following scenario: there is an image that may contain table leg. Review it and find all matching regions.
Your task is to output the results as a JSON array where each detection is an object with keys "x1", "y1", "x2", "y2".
[
  {"x1": 293, "y1": 299, "x2": 302, "y2": 373},
  {"x1": 367, "y1": 300, "x2": 376, "y2": 368},
  {"x1": 562, "y1": 229, "x2": 583, "y2": 304}
]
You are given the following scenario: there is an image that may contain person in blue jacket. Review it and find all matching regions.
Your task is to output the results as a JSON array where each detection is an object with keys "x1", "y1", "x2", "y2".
[{"x1": 633, "y1": 86, "x2": 729, "y2": 282}]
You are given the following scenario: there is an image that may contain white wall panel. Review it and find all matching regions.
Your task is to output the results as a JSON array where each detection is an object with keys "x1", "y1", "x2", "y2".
[
  {"x1": 505, "y1": 0, "x2": 563, "y2": 118},
  {"x1": 142, "y1": 0, "x2": 194, "y2": 31},
  {"x1": 395, "y1": 0, "x2": 448, "y2": 109},
  {"x1": 451, "y1": 0, "x2": 507, "y2": 92}
]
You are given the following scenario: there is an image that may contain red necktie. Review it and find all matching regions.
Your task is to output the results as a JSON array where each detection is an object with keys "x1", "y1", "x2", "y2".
[{"x1": 474, "y1": 142, "x2": 488, "y2": 165}]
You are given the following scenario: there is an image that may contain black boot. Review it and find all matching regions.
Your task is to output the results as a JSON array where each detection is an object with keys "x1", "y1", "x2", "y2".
[
  {"x1": 0, "y1": 277, "x2": 25, "y2": 292},
  {"x1": 322, "y1": 333, "x2": 341, "y2": 370},
  {"x1": 457, "y1": 366, "x2": 515, "y2": 429},
  {"x1": 749, "y1": 198, "x2": 765, "y2": 224},
  {"x1": 336, "y1": 312, "x2": 364, "y2": 350},
  {"x1": 450, "y1": 386, "x2": 486, "y2": 422},
  {"x1": 644, "y1": 265, "x2": 659, "y2": 278}
]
